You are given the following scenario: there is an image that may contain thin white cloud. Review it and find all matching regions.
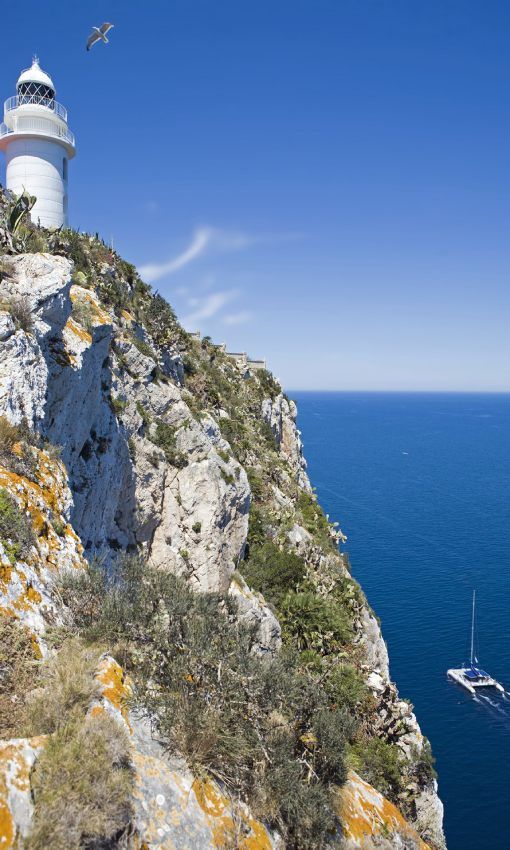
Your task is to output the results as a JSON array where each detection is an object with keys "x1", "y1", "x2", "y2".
[
  {"x1": 139, "y1": 228, "x2": 212, "y2": 283},
  {"x1": 222, "y1": 310, "x2": 252, "y2": 326},
  {"x1": 180, "y1": 290, "x2": 238, "y2": 330},
  {"x1": 139, "y1": 226, "x2": 303, "y2": 284}
]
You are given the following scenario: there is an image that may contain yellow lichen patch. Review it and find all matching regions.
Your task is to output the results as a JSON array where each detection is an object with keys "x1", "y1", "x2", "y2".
[
  {"x1": 0, "y1": 452, "x2": 85, "y2": 643},
  {"x1": 96, "y1": 657, "x2": 132, "y2": 722},
  {"x1": 0, "y1": 563, "x2": 13, "y2": 597},
  {"x1": 70, "y1": 286, "x2": 111, "y2": 326},
  {"x1": 64, "y1": 316, "x2": 92, "y2": 345},
  {"x1": 0, "y1": 453, "x2": 84, "y2": 565},
  {"x1": 193, "y1": 778, "x2": 273, "y2": 850},
  {"x1": 0, "y1": 737, "x2": 45, "y2": 849},
  {"x1": 336, "y1": 771, "x2": 431, "y2": 850},
  {"x1": 0, "y1": 768, "x2": 14, "y2": 849}
]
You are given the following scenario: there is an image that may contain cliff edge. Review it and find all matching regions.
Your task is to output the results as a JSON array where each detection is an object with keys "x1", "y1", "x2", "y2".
[{"x1": 0, "y1": 193, "x2": 445, "y2": 850}]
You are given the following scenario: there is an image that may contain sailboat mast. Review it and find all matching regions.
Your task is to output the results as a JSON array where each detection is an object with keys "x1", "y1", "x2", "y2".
[{"x1": 470, "y1": 590, "x2": 476, "y2": 667}]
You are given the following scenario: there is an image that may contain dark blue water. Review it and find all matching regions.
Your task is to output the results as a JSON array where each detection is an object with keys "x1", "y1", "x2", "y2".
[{"x1": 293, "y1": 392, "x2": 510, "y2": 850}]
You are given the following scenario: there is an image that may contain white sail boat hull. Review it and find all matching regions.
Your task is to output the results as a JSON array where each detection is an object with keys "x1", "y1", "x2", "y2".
[
  {"x1": 447, "y1": 667, "x2": 504, "y2": 695},
  {"x1": 447, "y1": 591, "x2": 505, "y2": 695}
]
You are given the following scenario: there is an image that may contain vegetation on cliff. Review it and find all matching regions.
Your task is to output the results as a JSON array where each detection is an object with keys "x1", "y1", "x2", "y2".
[{"x1": 0, "y1": 187, "x2": 438, "y2": 849}]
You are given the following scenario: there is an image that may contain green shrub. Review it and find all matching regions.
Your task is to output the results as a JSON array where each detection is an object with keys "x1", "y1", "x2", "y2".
[
  {"x1": 55, "y1": 229, "x2": 90, "y2": 275},
  {"x1": 150, "y1": 420, "x2": 187, "y2": 468},
  {"x1": 0, "y1": 487, "x2": 35, "y2": 563},
  {"x1": 349, "y1": 737, "x2": 404, "y2": 798},
  {"x1": 24, "y1": 636, "x2": 133, "y2": 850},
  {"x1": 71, "y1": 299, "x2": 94, "y2": 334},
  {"x1": 280, "y1": 590, "x2": 352, "y2": 653},
  {"x1": 219, "y1": 417, "x2": 250, "y2": 458},
  {"x1": 192, "y1": 521, "x2": 202, "y2": 534},
  {"x1": 129, "y1": 331, "x2": 156, "y2": 361},
  {"x1": 135, "y1": 400, "x2": 151, "y2": 426},
  {"x1": 324, "y1": 663, "x2": 370, "y2": 712},
  {"x1": 220, "y1": 469, "x2": 235, "y2": 485},
  {"x1": 110, "y1": 396, "x2": 127, "y2": 415},
  {"x1": 415, "y1": 738, "x2": 437, "y2": 784},
  {"x1": 52, "y1": 516, "x2": 66, "y2": 537},
  {"x1": 256, "y1": 368, "x2": 281, "y2": 401},
  {"x1": 298, "y1": 490, "x2": 336, "y2": 552},
  {"x1": 62, "y1": 557, "x2": 351, "y2": 848},
  {"x1": 242, "y1": 540, "x2": 306, "y2": 607},
  {"x1": 142, "y1": 292, "x2": 184, "y2": 347}
]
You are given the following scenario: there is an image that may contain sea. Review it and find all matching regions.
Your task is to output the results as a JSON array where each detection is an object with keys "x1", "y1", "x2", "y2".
[{"x1": 293, "y1": 391, "x2": 510, "y2": 850}]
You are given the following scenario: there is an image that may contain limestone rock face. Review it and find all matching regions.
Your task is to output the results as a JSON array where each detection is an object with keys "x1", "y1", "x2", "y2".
[
  {"x1": 147, "y1": 412, "x2": 250, "y2": 593},
  {"x1": 359, "y1": 605, "x2": 390, "y2": 681},
  {"x1": 229, "y1": 572, "x2": 282, "y2": 656},
  {"x1": 0, "y1": 252, "x2": 445, "y2": 850},
  {"x1": 262, "y1": 393, "x2": 312, "y2": 491},
  {"x1": 0, "y1": 257, "x2": 251, "y2": 594},
  {"x1": 337, "y1": 771, "x2": 432, "y2": 850},
  {"x1": 0, "y1": 737, "x2": 45, "y2": 848},
  {"x1": 0, "y1": 446, "x2": 86, "y2": 648}
]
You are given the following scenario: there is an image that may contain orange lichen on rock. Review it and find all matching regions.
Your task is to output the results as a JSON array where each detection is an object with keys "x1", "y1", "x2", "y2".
[
  {"x1": 70, "y1": 285, "x2": 111, "y2": 326},
  {"x1": 193, "y1": 777, "x2": 273, "y2": 850},
  {"x1": 0, "y1": 737, "x2": 45, "y2": 850},
  {"x1": 0, "y1": 451, "x2": 86, "y2": 646},
  {"x1": 96, "y1": 657, "x2": 132, "y2": 723},
  {"x1": 64, "y1": 316, "x2": 92, "y2": 345},
  {"x1": 0, "y1": 452, "x2": 84, "y2": 567},
  {"x1": 336, "y1": 770, "x2": 431, "y2": 849}
]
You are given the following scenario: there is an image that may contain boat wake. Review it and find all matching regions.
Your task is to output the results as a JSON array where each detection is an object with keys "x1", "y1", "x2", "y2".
[{"x1": 474, "y1": 692, "x2": 506, "y2": 713}]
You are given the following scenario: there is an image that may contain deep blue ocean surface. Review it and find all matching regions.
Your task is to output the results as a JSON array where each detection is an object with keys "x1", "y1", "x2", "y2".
[{"x1": 293, "y1": 392, "x2": 510, "y2": 850}]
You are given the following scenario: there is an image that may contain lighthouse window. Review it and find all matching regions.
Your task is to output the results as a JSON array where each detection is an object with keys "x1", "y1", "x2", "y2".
[
  {"x1": 17, "y1": 82, "x2": 55, "y2": 108},
  {"x1": 63, "y1": 157, "x2": 68, "y2": 180}
]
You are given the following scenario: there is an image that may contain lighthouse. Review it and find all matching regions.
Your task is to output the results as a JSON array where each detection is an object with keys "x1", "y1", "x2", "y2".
[{"x1": 0, "y1": 58, "x2": 75, "y2": 229}]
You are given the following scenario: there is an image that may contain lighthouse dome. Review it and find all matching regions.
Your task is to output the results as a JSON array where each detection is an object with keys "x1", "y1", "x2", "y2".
[
  {"x1": 16, "y1": 58, "x2": 56, "y2": 107},
  {"x1": 17, "y1": 57, "x2": 55, "y2": 91}
]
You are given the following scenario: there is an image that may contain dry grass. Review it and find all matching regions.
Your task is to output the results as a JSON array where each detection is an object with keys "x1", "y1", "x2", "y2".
[
  {"x1": 0, "y1": 618, "x2": 39, "y2": 738},
  {"x1": 27, "y1": 711, "x2": 133, "y2": 850},
  {"x1": 26, "y1": 638, "x2": 101, "y2": 735},
  {"x1": 25, "y1": 638, "x2": 134, "y2": 850},
  {"x1": 1, "y1": 295, "x2": 34, "y2": 333},
  {"x1": 0, "y1": 415, "x2": 19, "y2": 455},
  {"x1": 0, "y1": 415, "x2": 38, "y2": 480}
]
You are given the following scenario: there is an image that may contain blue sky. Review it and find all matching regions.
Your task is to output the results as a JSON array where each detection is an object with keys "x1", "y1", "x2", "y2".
[{"x1": 1, "y1": 0, "x2": 510, "y2": 391}]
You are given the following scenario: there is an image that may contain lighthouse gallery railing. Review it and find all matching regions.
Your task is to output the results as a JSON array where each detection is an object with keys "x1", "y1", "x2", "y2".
[
  {"x1": 0, "y1": 119, "x2": 75, "y2": 146},
  {"x1": 4, "y1": 95, "x2": 68, "y2": 123}
]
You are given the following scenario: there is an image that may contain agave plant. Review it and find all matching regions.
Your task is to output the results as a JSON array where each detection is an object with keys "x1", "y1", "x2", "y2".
[{"x1": 7, "y1": 189, "x2": 36, "y2": 236}]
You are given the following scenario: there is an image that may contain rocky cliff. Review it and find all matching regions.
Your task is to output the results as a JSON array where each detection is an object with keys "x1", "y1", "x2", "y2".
[{"x1": 0, "y1": 197, "x2": 445, "y2": 850}]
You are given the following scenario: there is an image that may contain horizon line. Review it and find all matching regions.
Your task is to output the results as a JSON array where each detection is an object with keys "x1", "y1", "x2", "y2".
[{"x1": 286, "y1": 388, "x2": 510, "y2": 395}]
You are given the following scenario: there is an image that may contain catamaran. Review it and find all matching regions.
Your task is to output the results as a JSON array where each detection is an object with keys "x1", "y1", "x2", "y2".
[{"x1": 447, "y1": 591, "x2": 504, "y2": 695}]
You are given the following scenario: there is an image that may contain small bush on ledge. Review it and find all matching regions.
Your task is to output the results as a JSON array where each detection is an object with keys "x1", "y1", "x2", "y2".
[
  {"x1": 150, "y1": 420, "x2": 187, "y2": 469},
  {"x1": 1, "y1": 294, "x2": 34, "y2": 333},
  {"x1": 0, "y1": 487, "x2": 35, "y2": 563}
]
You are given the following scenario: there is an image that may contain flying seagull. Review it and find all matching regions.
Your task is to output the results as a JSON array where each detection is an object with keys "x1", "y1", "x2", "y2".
[{"x1": 86, "y1": 22, "x2": 114, "y2": 51}]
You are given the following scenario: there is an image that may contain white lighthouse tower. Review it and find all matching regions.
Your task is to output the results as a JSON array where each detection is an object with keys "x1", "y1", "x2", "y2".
[{"x1": 0, "y1": 57, "x2": 75, "y2": 229}]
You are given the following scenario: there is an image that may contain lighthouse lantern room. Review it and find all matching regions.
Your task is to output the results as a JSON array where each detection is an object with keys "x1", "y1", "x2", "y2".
[{"x1": 0, "y1": 57, "x2": 75, "y2": 229}]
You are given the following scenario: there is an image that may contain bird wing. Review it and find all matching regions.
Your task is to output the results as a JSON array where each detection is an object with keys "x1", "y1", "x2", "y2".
[
  {"x1": 86, "y1": 31, "x2": 102, "y2": 50},
  {"x1": 100, "y1": 22, "x2": 114, "y2": 34}
]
